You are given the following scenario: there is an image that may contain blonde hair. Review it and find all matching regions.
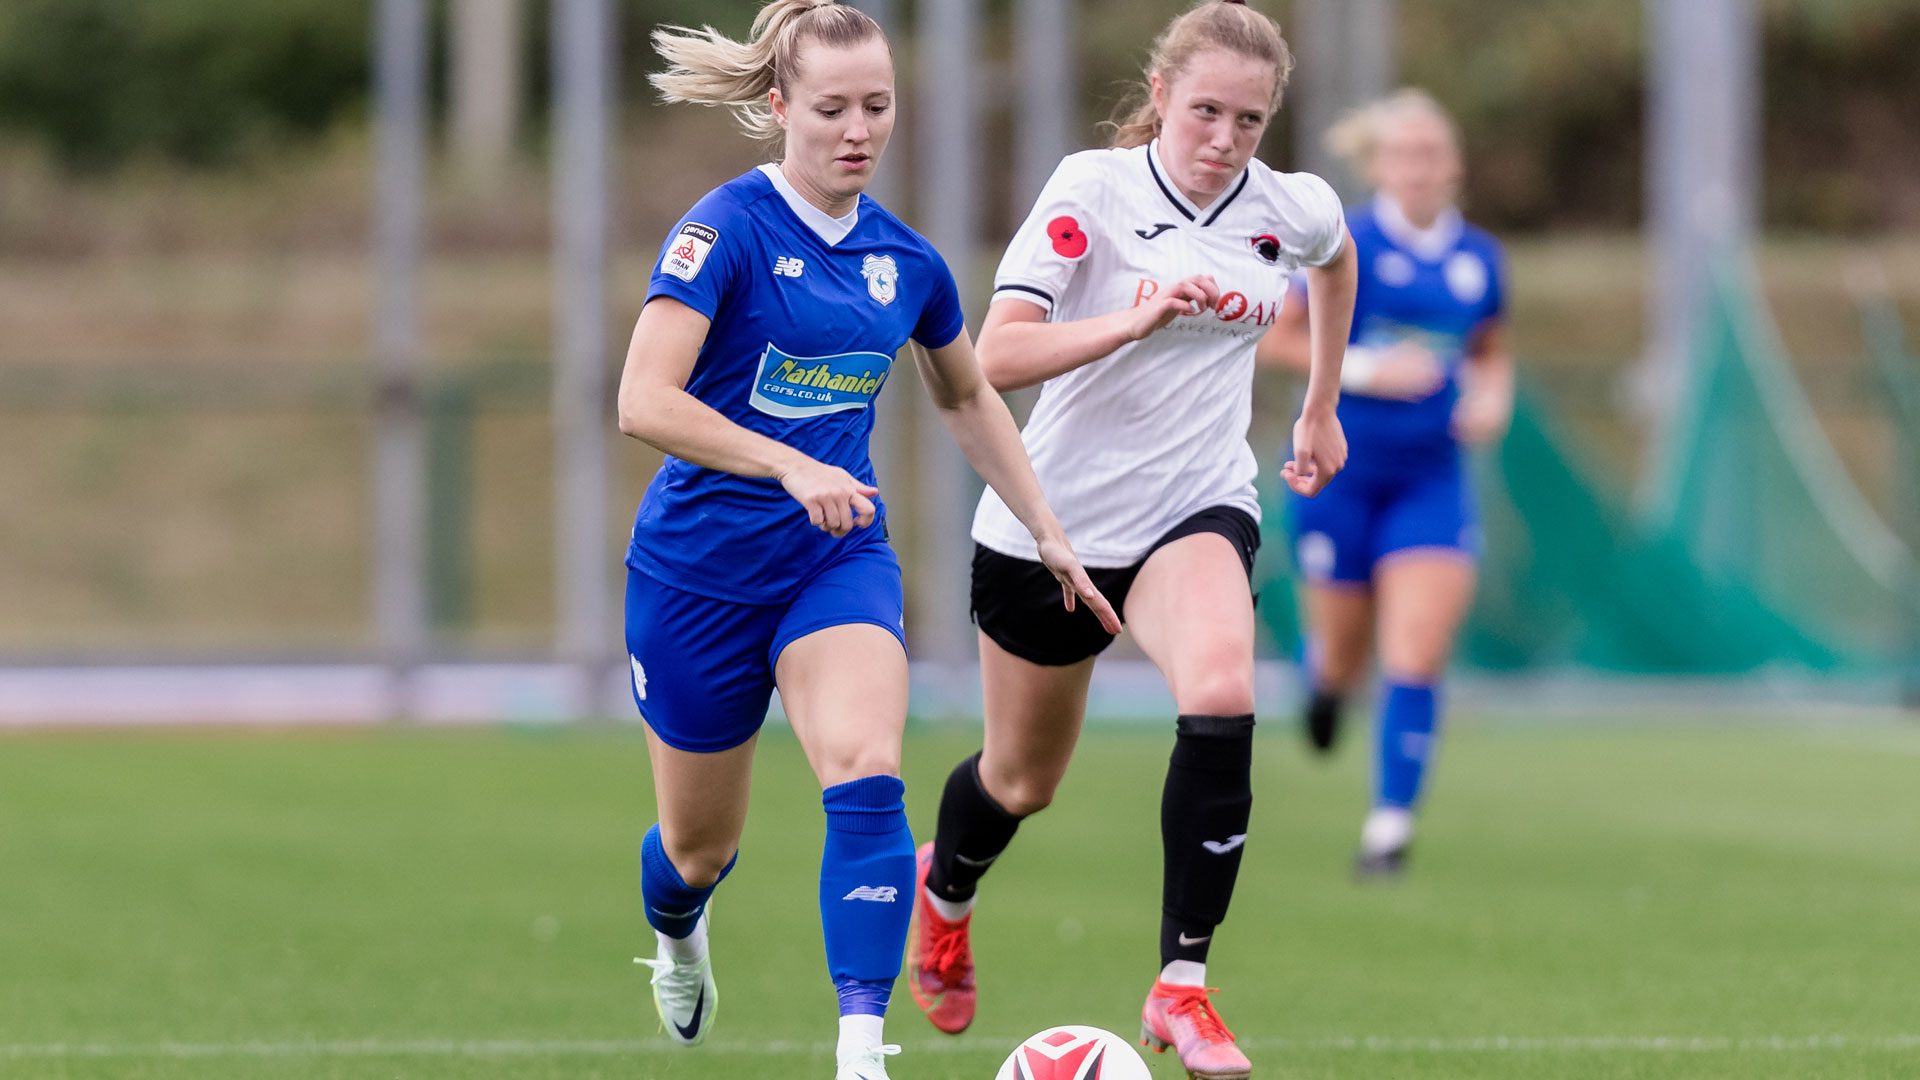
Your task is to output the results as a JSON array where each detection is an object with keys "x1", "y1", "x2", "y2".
[
  {"x1": 1325, "y1": 88, "x2": 1461, "y2": 174},
  {"x1": 650, "y1": 0, "x2": 886, "y2": 142},
  {"x1": 1107, "y1": 1, "x2": 1294, "y2": 149}
]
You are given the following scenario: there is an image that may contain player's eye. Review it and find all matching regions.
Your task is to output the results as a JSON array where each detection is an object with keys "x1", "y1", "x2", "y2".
[
  {"x1": 1196, "y1": 104, "x2": 1217, "y2": 117},
  {"x1": 817, "y1": 108, "x2": 842, "y2": 119}
]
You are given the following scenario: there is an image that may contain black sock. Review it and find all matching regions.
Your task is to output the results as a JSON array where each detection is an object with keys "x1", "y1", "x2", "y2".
[
  {"x1": 1160, "y1": 713, "x2": 1255, "y2": 968},
  {"x1": 1305, "y1": 689, "x2": 1344, "y2": 752},
  {"x1": 926, "y1": 752, "x2": 1024, "y2": 903}
]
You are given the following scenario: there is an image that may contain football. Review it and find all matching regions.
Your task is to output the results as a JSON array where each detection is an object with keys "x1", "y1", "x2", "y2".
[{"x1": 994, "y1": 1025, "x2": 1152, "y2": 1080}]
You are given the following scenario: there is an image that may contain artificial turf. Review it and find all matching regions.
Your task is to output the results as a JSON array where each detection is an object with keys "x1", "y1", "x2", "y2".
[{"x1": 2, "y1": 715, "x2": 1917, "y2": 1079}]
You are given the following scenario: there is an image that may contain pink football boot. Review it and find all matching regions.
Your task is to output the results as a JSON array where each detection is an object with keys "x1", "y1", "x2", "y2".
[
  {"x1": 1140, "y1": 981, "x2": 1252, "y2": 1080},
  {"x1": 905, "y1": 841, "x2": 976, "y2": 1034}
]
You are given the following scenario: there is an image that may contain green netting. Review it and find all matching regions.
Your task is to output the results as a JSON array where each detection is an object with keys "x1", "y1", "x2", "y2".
[
  {"x1": 1259, "y1": 261, "x2": 1917, "y2": 674},
  {"x1": 1647, "y1": 265, "x2": 1912, "y2": 666}
]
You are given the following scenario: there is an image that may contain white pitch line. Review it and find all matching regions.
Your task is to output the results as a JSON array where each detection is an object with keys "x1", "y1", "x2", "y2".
[{"x1": 3, "y1": 1035, "x2": 1916, "y2": 1060}]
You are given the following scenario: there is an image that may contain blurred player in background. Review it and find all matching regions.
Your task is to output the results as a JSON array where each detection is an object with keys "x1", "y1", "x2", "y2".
[
  {"x1": 909, "y1": 3, "x2": 1355, "y2": 1076},
  {"x1": 620, "y1": 3, "x2": 1115, "y2": 1077},
  {"x1": 1264, "y1": 89, "x2": 1513, "y2": 877}
]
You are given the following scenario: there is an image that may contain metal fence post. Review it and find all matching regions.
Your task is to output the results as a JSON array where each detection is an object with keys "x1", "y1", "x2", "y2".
[
  {"x1": 373, "y1": 0, "x2": 431, "y2": 717},
  {"x1": 552, "y1": 0, "x2": 616, "y2": 717}
]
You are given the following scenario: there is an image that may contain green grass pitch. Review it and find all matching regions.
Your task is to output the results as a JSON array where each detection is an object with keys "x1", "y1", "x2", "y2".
[{"x1": 3, "y1": 715, "x2": 1918, "y2": 1079}]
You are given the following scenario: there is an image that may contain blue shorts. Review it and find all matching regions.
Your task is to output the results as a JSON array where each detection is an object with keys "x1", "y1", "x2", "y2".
[
  {"x1": 624, "y1": 541, "x2": 907, "y2": 753},
  {"x1": 1288, "y1": 458, "x2": 1478, "y2": 585}
]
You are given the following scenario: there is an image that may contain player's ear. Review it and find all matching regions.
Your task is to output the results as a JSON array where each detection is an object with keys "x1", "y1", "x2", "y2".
[
  {"x1": 769, "y1": 86, "x2": 789, "y2": 131},
  {"x1": 1149, "y1": 71, "x2": 1168, "y2": 121}
]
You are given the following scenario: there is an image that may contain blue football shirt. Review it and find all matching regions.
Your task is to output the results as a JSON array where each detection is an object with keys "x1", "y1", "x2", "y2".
[
  {"x1": 1308, "y1": 196, "x2": 1505, "y2": 473},
  {"x1": 628, "y1": 164, "x2": 967, "y2": 605}
]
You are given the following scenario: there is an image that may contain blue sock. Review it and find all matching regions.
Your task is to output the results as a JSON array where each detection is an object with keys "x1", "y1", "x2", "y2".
[
  {"x1": 640, "y1": 823, "x2": 734, "y2": 939},
  {"x1": 819, "y1": 774, "x2": 915, "y2": 1018},
  {"x1": 1376, "y1": 680, "x2": 1439, "y2": 809}
]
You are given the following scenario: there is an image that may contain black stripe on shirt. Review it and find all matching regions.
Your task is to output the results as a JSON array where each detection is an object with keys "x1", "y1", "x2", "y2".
[{"x1": 995, "y1": 283, "x2": 1055, "y2": 305}]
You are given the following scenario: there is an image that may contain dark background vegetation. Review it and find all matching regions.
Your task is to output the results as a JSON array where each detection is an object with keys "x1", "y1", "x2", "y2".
[{"x1": 0, "y1": 0, "x2": 1915, "y2": 232}]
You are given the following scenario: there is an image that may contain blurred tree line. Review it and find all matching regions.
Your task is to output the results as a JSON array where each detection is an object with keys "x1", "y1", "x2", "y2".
[{"x1": 0, "y1": 0, "x2": 1913, "y2": 231}]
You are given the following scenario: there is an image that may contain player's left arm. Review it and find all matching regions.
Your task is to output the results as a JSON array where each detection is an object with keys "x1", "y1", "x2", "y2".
[
  {"x1": 914, "y1": 330, "x2": 1122, "y2": 634},
  {"x1": 1452, "y1": 319, "x2": 1514, "y2": 444},
  {"x1": 1452, "y1": 239, "x2": 1514, "y2": 444},
  {"x1": 1285, "y1": 221, "x2": 1358, "y2": 497}
]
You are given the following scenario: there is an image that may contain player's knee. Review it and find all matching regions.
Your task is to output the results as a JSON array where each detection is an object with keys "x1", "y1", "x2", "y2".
[
  {"x1": 818, "y1": 746, "x2": 901, "y2": 789},
  {"x1": 1179, "y1": 665, "x2": 1256, "y2": 718},
  {"x1": 993, "y1": 774, "x2": 1058, "y2": 817},
  {"x1": 1380, "y1": 637, "x2": 1452, "y2": 683},
  {"x1": 975, "y1": 753, "x2": 1058, "y2": 817},
  {"x1": 665, "y1": 842, "x2": 736, "y2": 889}
]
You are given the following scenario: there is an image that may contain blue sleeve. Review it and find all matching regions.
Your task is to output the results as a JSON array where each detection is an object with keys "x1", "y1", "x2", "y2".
[
  {"x1": 912, "y1": 245, "x2": 967, "y2": 348},
  {"x1": 1481, "y1": 238, "x2": 1507, "y2": 324},
  {"x1": 646, "y1": 192, "x2": 747, "y2": 321}
]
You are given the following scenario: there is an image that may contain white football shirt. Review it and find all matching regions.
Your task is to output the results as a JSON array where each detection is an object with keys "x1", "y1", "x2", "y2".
[{"x1": 971, "y1": 140, "x2": 1346, "y2": 567}]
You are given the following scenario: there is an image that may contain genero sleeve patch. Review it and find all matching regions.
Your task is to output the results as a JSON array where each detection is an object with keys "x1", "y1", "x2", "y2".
[{"x1": 662, "y1": 223, "x2": 719, "y2": 282}]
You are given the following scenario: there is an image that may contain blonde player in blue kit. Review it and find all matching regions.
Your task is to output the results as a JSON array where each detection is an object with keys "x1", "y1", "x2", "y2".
[
  {"x1": 617, "y1": 3, "x2": 1117, "y2": 1078},
  {"x1": 1266, "y1": 90, "x2": 1515, "y2": 877}
]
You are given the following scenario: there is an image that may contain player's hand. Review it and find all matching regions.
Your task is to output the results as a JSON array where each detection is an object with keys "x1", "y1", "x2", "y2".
[
  {"x1": 1034, "y1": 529, "x2": 1123, "y2": 635},
  {"x1": 1451, "y1": 382, "x2": 1513, "y2": 444},
  {"x1": 1345, "y1": 341, "x2": 1444, "y2": 400},
  {"x1": 1284, "y1": 402, "x2": 1347, "y2": 497},
  {"x1": 778, "y1": 459, "x2": 879, "y2": 537},
  {"x1": 1125, "y1": 274, "x2": 1220, "y2": 341}
]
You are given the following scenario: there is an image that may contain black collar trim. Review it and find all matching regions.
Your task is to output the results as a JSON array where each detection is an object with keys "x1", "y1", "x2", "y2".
[
  {"x1": 1201, "y1": 170, "x2": 1251, "y2": 226},
  {"x1": 1145, "y1": 145, "x2": 1251, "y2": 227},
  {"x1": 1145, "y1": 149, "x2": 1196, "y2": 222}
]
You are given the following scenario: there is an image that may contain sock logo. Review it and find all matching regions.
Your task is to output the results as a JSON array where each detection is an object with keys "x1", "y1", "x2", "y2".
[
  {"x1": 1177, "y1": 931, "x2": 1212, "y2": 946},
  {"x1": 842, "y1": 885, "x2": 899, "y2": 902},
  {"x1": 1201, "y1": 834, "x2": 1247, "y2": 855},
  {"x1": 952, "y1": 852, "x2": 999, "y2": 869}
]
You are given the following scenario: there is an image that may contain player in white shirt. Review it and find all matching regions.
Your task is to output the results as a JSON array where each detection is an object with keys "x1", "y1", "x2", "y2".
[{"x1": 906, "y1": 4, "x2": 1356, "y2": 1077}]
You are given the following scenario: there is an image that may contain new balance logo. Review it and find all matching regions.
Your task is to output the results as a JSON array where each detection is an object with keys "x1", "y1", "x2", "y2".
[
  {"x1": 1135, "y1": 223, "x2": 1177, "y2": 240},
  {"x1": 842, "y1": 885, "x2": 898, "y2": 902},
  {"x1": 773, "y1": 255, "x2": 806, "y2": 278},
  {"x1": 1202, "y1": 834, "x2": 1247, "y2": 855}
]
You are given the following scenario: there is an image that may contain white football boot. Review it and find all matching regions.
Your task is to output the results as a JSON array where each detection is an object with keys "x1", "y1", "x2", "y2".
[
  {"x1": 835, "y1": 1043, "x2": 901, "y2": 1080},
  {"x1": 636, "y1": 911, "x2": 717, "y2": 1046}
]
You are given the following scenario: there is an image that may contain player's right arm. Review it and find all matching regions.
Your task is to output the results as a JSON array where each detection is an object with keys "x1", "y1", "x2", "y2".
[
  {"x1": 617, "y1": 297, "x2": 878, "y2": 538},
  {"x1": 975, "y1": 278, "x2": 1221, "y2": 392},
  {"x1": 972, "y1": 153, "x2": 1220, "y2": 392}
]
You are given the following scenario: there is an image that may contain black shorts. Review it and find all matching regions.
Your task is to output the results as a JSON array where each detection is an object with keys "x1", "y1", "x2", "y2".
[{"x1": 971, "y1": 505, "x2": 1260, "y2": 667}]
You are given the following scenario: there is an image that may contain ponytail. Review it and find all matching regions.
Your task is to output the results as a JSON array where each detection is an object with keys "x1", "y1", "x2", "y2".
[{"x1": 650, "y1": 0, "x2": 885, "y2": 142}]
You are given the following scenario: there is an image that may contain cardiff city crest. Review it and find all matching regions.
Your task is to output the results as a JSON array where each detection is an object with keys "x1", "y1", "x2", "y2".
[{"x1": 861, "y1": 254, "x2": 899, "y2": 306}]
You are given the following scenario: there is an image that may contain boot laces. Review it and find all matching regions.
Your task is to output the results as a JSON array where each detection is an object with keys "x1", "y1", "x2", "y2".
[
  {"x1": 922, "y1": 912, "x2": 971, "y2": 984},
  {"x1": 1167, "y1": 986, "x2": 1235, "y2": 1043}
]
